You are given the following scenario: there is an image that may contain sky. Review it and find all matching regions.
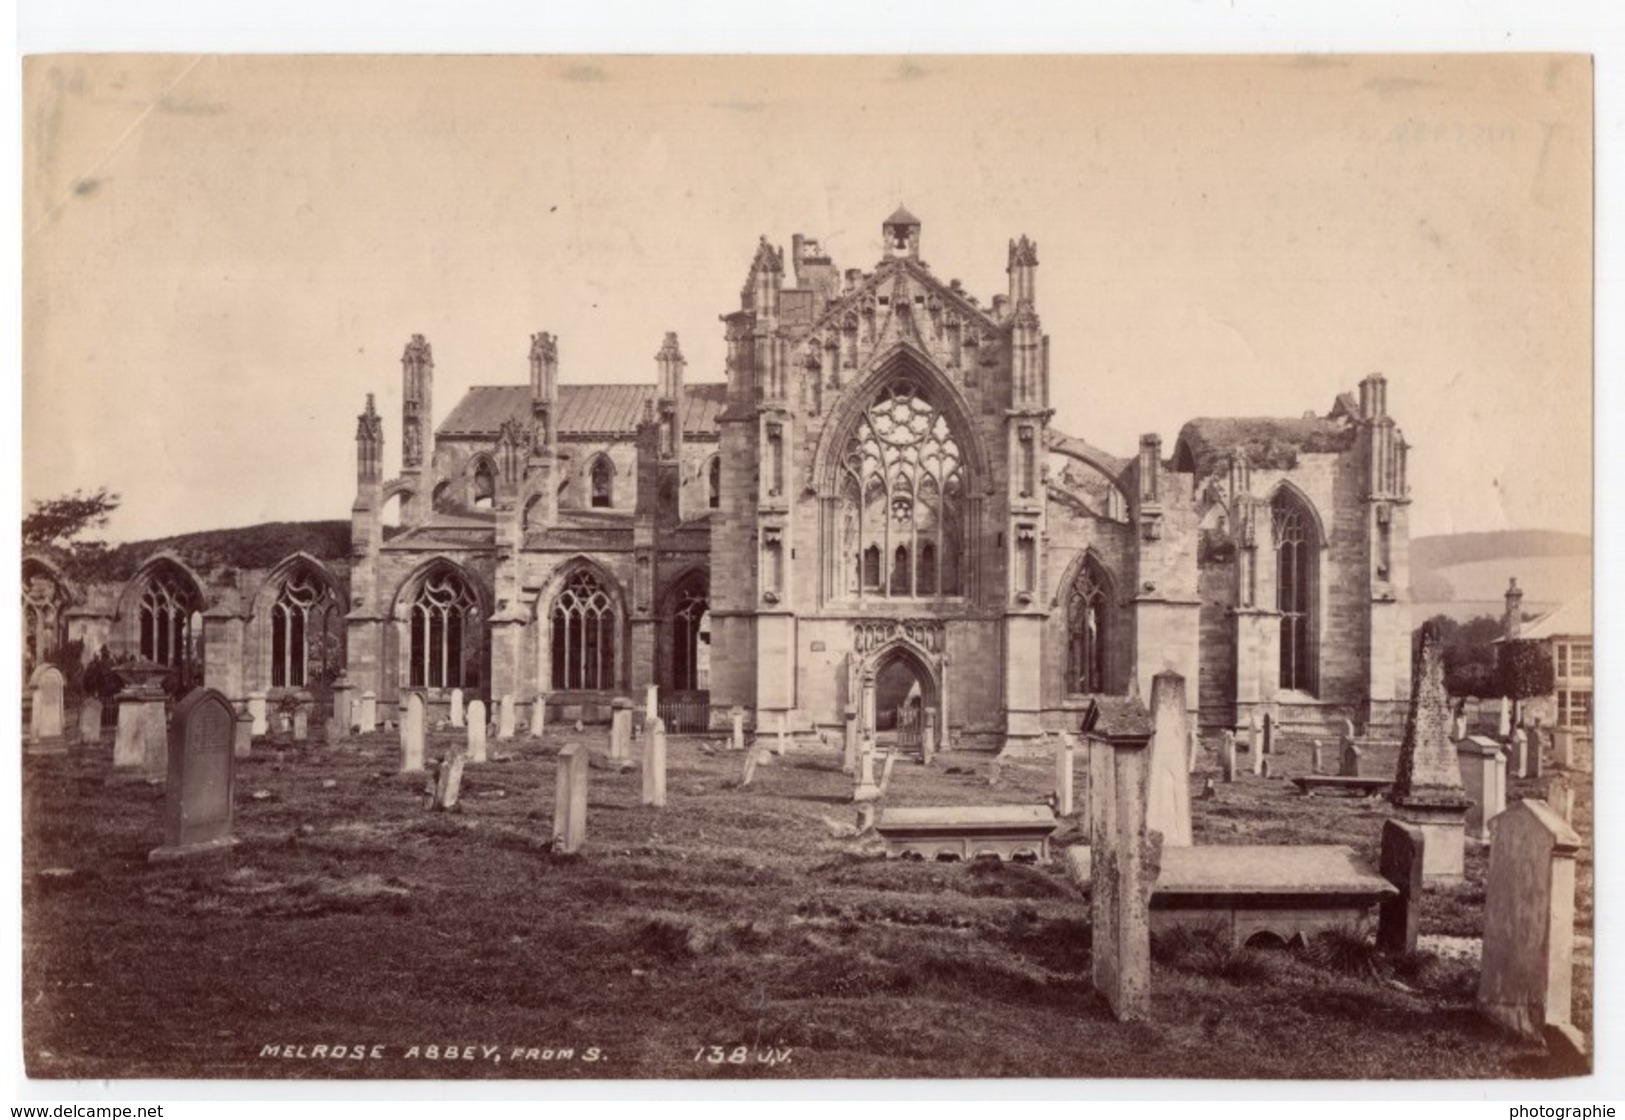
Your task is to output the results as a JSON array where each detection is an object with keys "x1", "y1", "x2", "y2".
[{"x1": 21, "y1": 53, "x2": 1593, "y2": 544}]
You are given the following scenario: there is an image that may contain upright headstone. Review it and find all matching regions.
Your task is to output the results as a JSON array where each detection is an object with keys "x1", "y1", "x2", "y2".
[
  {"x1": 467, "y1": 700, "x2": 488, "y2": 763},
  {"x1": 1544, "y1": 774, "x2": 1576, "y2": 823},
  {"x1": 1053, "y1": 734, "x2": 1075, "y2": 817},
  {"x1": 877, "y1": 751, "x2": 898, "y2": 796},
  {"x1": 1146, "y1": 672, "x2": 1192, "y2": 847},
  {"x1": 1451, "y1": 712, "x2": 1467, "y2": 741},
  {"x1": 741, "y1": 737, "x2": 762, "y2": 788},
  {"x1": 553, "y1": 743, "x2": 589, "y2": 853},
  {"x1": 641, "y1": 717, "x2": 667, "y2": 808},
  {"x1": 1340, "y1": 737, "x2": 1363, "y2": 778},
  {"x1": 77, "y1": 697, "x2": 104, "y2": 744},
  {"x1": 292, "y1": 703, "x2": 309, "y2": 743},
  {"x1": 775, "y1": 712, "x2": 789, "y2": 756},
  {"x1": 401, "y1": 693, "x2": 426, "y2": 773},
  {"x1": 532, "y1": 695, "x2": 548, "y2": 738},
  {"x1": 1310, "y1": 739, "x2": 1324, "y2": 775},
  {"x1": 330, "y1": 676, "x2": 354, "y2": 736},
  {"x1": 28, "y1": 665, "x2": 66, "y2": 751},
  {"x1": 730, "y1": 706, "x2": 745, "y2": 753},
  {"x1": 497, "y1": 694, "x2": 516, "y2": 741},
  {"x1": 842, "y1": 705, "x2": 858, "y2": 775},
  {"x1": 1219, "y1": 731, "x2": 1236, "y2": 783},
  {"x1": 359, "y1": 691, "x2": 378, "y2": 735},
  {"x1": 1497, "y1": 696, "x2": 1511, "y2": 738},
  {"x1": 231, "y1": 709, "x2": 252, "y2": 759},
  {"x1": 644, "y1": 684, "x2": 659, "y2": 728},
  {"x1": 1553, "y1": 727, "x2": 1575, "y2": 770},
  {"x1": 853, "y1": 743, "x2": 881, "y2": 802},
  {"x1": 1247, "y1": 711, "x2": 1260, "y2": 757},
  {"x1": 450, "y1": 688, "x2": 466, "y2": 728},
  {"x1": 1478, "y1": 800, "x2": 1583, "y2": 1041},
  {"x1": 1511, "y1": 728, "x2": 1529, "y2": 780},
  {"x1": 432, "y1": 751, "x2": 468, "y2": 810},
  {"x1": 247, "y1": 691, "x2": 269, "y2": 737},
  {"x1": 149, "y1": 688, "x2": 237, "y2": 860},
  {"x1": 1261, "y1": 712, "x2": 1275, "y2": 756},
  {"x1": 1526, "y1": 722, "x2": 1544, "y2": 779},
  {"x1": 921, "y1": 708, "x2": 937, "y2": 763},
  {"x1": 1458, "y1": 735, "x2": 1507, "y2": 843},
  {"x1": 609, "y1": 698, "x2": 634, "y2": 760},
  {"x1": 1087, "y1": 697, "x2": 1158, "y2": 1022},
  {"x1": 1390, "y1": 622, "x2": 1472, "y2": 882},
  {"x1": 1377, "y1": 819, "x2": 1426, "y2": 954}
]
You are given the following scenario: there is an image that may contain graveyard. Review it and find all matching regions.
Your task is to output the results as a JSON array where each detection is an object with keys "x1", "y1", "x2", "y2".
[{"x1": 20, "y1": 696, "x2": 1591, "y2": 1082}]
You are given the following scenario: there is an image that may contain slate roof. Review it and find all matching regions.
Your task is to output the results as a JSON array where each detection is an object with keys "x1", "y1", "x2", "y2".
[
  {"x1": 438, "y1": 383, "x2": 726, "y2": 439},
  {"x1": 1173, "y1": 414, "x2": 1357, "y2": 476},
  {"x1": 1519, "y1": 593, "x2": 1592, "y2": 640}
]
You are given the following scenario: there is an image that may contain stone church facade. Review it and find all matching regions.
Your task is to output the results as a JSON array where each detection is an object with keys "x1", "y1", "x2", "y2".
[
  {"x1": 339, "y1": 208, "x2": 1413, "y2": 744},
  {"x1": 29, "y1": 209, "x2": 1413, "y2": 746}
]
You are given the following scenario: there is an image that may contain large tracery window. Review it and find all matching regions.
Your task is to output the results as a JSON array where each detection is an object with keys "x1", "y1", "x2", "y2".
[
  {"x1": 1067, "y1": 559, "x2": 1110, "y2": 694},
  {"x1": 271, "y1": 569, "x2": 338, "y2": 689},
  {"x1": 551, "y1": 569, "x2": 618, "y2": 690},
  {"x1": 138, "y1": 568, "x2": 202, "y2": 673},
  {"x1": 408, "y1": 568, "x2": 483, "y2": 690},
  {"x1": 669, "y1": 576, "x2": 710, "y2": 692},
  {"x1": 1272, "y1": 493, "x2": 1317, "y2": 694},
  {"x1": 839, "y1": 380, "x2": 965, "y2": 598}
]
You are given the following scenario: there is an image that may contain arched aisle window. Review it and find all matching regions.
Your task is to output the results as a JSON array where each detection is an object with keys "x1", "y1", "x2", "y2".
[
  {"x1": 1272, "y1": 492, "x2": 1317, "y2": 694},
  {"x1": 270, "y1": 567, "x2": 339, "y2": 688},
  {"x1": 669, "y1": 575, "x2": 709, "y2": 692},
  {"x1": 838, "y1": 380, "x2": 965, "y2": 598},
  {"x1": 408, "y1": 567, "x2": 483, "y2": 689},
  {"x1": 590, "y1": 457, "x2": 614, "y2": 509},
  {"x1": 138, "y1": 567, "x2": 202, "y2": 676},
  {"x1": 551, "y1": 569, "x2": 617, "y2": 690},
  {"x1": 472, "y1": 460, "x2": 496, "y2": 510},
  {"x1": 707, "y1": 456, "x2": 721, "y2": 509},
  {"x1": 1066, "y1": 557, "x2": 1110, "y2": 694},
  {"x1": 21, "y1": 562, "x2": 69, "y2": 680}
]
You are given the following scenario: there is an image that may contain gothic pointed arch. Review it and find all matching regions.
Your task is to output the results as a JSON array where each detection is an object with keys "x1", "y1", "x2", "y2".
[
  {"x1": 660, "y1": 567, "x2": 710, "y2": 693},
  {"x1": 21, "y1": 555, "x2": 73, "y2": 680},
  {"x1": 586, "y1": 453, "x2": 616, "y2": 509},
  {"x1": 1058, "y1": 550, "x2": 1115, "y2": 695},
  {"x1": 391, "y1": 557, "x2": 490, "y2": 693},
  {"x1": 114, "y1": 555, "x2": 207, "y2": 685},
  {"x1": 1265, "y1": 483, "x2": 1322, "y2": 695},
  {"x1": 252, "y1": 554, "x2": 344, "y2": 692},
  {"x1": 469, "y1": 454, "x2": 498, "y2": 510},
  {"x1": 814, "y1": 350, "x2": 989, "y2": 602},
  {"x1": 540, "y1": 557, "x2": 626, "y2": 692}
]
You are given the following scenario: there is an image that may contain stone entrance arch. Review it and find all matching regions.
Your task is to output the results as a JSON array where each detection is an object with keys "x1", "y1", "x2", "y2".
[{"x1": 849, "y1": 627, "x2": 948, "y2": 751}]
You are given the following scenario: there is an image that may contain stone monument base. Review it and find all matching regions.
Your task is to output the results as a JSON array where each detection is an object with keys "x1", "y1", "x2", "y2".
[{"x1": 1393, "y1": 801, "x2": 1469, "y2": 883}]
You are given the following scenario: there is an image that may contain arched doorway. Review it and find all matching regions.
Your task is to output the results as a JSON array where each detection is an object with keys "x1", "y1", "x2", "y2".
[{"x1": 859, "y1": 638, "x2": 942, "y2": 754}]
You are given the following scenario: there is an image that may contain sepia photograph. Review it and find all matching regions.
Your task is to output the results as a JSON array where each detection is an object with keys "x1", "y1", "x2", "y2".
[{"x1": 15, "y1": 44, "x2": 1600, "y2": 1089}]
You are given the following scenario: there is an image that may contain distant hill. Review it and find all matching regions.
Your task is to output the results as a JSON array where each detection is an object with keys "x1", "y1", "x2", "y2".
[
  {"x1": 53, "y1": 521, "x2": 354, "y2": 583},
  {"x1": 1410, "y1": 529, "x2": 1592, "y2": 623}
]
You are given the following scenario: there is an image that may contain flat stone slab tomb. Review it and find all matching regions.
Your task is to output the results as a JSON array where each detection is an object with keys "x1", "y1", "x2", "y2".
[
  {"x1": 1291, "y1": 775, "x2": 1393, "y2": 798},
  {"x1": 1067, "y1": 844, "x2": 1398, "y2": 947},
  {"x1": 876, "y1": 805, "x2": 1058, "y2": 863}
]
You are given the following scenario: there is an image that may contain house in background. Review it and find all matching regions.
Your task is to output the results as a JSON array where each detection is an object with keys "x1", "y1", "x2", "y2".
[{"x1": 1502, "y1": 577, "x2": 1592, "y2": 732}]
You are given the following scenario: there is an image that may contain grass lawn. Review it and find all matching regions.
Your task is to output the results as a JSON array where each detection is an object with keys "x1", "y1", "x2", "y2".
[{"x1": 20, "y1": 724, "x2": 1591, "y2": 1081}]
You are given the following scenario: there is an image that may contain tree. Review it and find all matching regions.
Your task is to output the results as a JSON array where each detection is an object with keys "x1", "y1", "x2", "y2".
[
  {"x1": 23, "y1": 488, "x2": 121, "y2": 549},
  {"x1": 1498, "y1": 639, "x2": 1555, "y2": 724}
]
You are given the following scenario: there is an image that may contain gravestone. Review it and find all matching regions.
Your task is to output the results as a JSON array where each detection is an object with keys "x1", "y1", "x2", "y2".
[
  {"x1": 641, "y1": 717, "x2": 667, "y2": 808},
  {"x1": 467, "y1": 700, "x2": 488, "y2": 763},
  {"x1": 292, "y1": 703, "x2": 309, "y2": 742},
  {"x1": 233, "y1": 710, "x2": 253, "y2": 759},
  {"x1": 27, "y1": 665, "x2": 66, "y2": 751},
  {"x1": 921, "y1": 708, "x2": 937, "y2": 764},
  {"x1": 1497, "y1": 696, "x2": 1511, "y2": 738},
  {"x1": 1247, "y1": 711, "x2": 1260, "y2": 757},
  {"x1": 359, "y1": 691, "x2": 378, "y2": 735},
  {"x1": 432, "y1": 751, "x2": 467, "y2": 810},
  {"x1": 741, "y1": 737, "x2": 761, "y2": 788},
  {"x1": 112, "y1": 660, "x2": 169, "y2": 779},
  {"x1": 401, "y1": 693, "x2": 426, "y2": 773},
  {"x1": 450, "y1": 688, "x2": 465, "y2": 728},
  {"x1": 1390, "y1": 622, "x2": 1472, "y2": 882},
  {"x1": 842, "y1": 705, "x2": 858, "y2": 775},
  {"x1": 1451, "y1": 712, "x2": 1467, "y2": 740},
  {"x1": 1458, "y1": 735, "x2": 1507, "y2": 843},
  {"x1": 330, "y1": 676, "x2": 354, "y2": 736},
  {"x1": 1146, "y1": 672, "x2": 1192, "y2": 847},
  {"x1": 1087, "y1": 697, "x2": 1158, "y2": 1021},
  {"x1": 532, "y1": 695, "x2": 548, "y2": 738},
  {"x1": 1340, "y1": 737, "x2": 1363, "y2": 778},
  {"x1": 498, "y1": 695, "x2": 516, "y2": 741},
  {"x1": 1260, "y1": 758, "x2": 1275, "y2": 780},
  {"x1": 1526, "y1": 722, "x2": 1544, "y2": 779},
  {"x1": 1219, "y1": 731, "x2": 1236, "y2": 783},
  {"x1": 730, "y1": 706, "x2": 745, "y2": 753},
  {"x1": 1511, "y1": 728, "x2": 1529, "y2": 780},
  {"x1": 1553, "y1": 727, "x2": 1574, "y2": 770},
  {"x1": 644, "y1": 684, "x2": 658, "y2": 726},
  {"x1": 553, "y1": 744, "x2": 589, "y2": 853},
  {"x1": 149, "y1": 688, "x2": 237, "y2": 860},
  {"x1": 1377, "y1": 819, "x2": 1426, "y2": 954},
  {"x1": 609, "y1": 698, "x2": 634, "y2": 760},
  {"x1": 77, "y1": 697, "x2": 104, "y2": 744},
  {"x1": 247, "y1": 691, "x2": 268, "y2": 736},
  {"x1": 1053, "y1": 735, "x2": 1075, "y2": 816},
  {"x1": 877, "y1": 751, "x2": 898, "y2": 796},
  {"x1": 1544, "y1": 774, "x2": 1575, "y2": 823},
  {"x1": 1310, "y1": 739, "x2": 1324, "y2": 775},
  {"x1": 1478, "y1": 800, "x2": 1582, "y2": 1041},
  {"x1": 853, "y1": 743, "x2": 881, "y2": 802},
  {"x1": 1261, "y1": 711, "x2": 1275, "y2": 756}
]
